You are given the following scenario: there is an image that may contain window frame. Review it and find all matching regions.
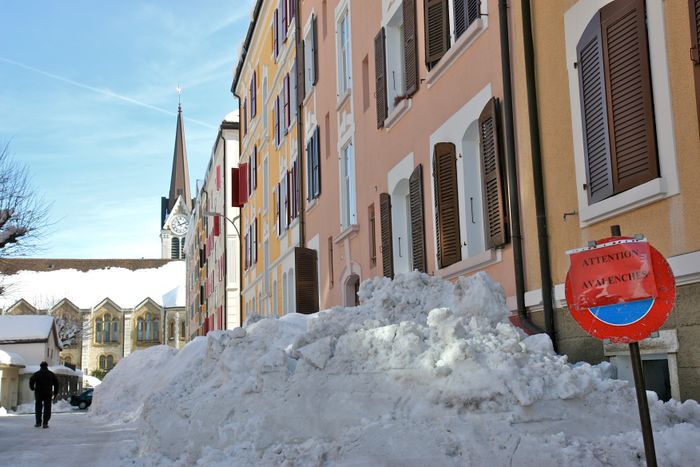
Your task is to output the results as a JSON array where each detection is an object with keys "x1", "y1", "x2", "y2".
[
  {"x1": 335, "y1": 3, "x2": 352, "y2": 99},
  {"x1": 339, "y1": 140, "x2": 357, "y2": 229}
]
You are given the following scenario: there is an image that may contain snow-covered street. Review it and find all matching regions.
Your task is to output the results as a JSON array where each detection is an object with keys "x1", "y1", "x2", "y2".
[{"x1": 0, "y1": 412, "x2": 137, "y2": 466}]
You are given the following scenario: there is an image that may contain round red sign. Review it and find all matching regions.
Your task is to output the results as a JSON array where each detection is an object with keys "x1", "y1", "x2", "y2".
[{"x1": 565, "y1": 237, "x2": 675, "y2": 343}]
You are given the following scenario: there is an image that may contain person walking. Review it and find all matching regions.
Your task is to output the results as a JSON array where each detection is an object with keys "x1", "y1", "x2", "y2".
[{"x1": 29, "y1": 362, "x2": 59, "y2": 428}]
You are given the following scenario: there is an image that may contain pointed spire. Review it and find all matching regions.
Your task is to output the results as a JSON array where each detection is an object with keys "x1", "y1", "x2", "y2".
[{"x1": 168, "y1": 101, "x2": 191, "y2": 213}]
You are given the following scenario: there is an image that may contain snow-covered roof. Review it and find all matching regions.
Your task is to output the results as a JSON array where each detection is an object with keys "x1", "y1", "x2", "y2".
[
  {"x1": 0, "y1": 261, "x2": 185, "y2": 310},
  {"x1": 162, "y1": 285, "x2": 185, "y2": 308},
  {"x1": 224, "y1": 110, "x2": 239, "y2": 123},
  {"x1": 19, "y1": 364, "x2": 79, "y2": 376},
  {"x1": 0, "y1": 315, "x2": 55, "y2": 342},
  {"x1": 0, "y1": 349, "x2": 26, "y2": 367}
]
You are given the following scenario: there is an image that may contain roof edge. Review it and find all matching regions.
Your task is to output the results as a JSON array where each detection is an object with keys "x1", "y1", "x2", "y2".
[{"x1": 231, "y1": 0, "x2": 264, "y2": 97}]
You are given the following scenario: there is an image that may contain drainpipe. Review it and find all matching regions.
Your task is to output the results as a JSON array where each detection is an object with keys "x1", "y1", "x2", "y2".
[
  {"x1": 295, "y1": 0, "x2": 305, "y2": 248},
  {"x1": 498, "y1": 0, "x2": 541, "y2": 335},
  {"x1": 520, "y1": 0, "x2": 557, "y2": 351}
]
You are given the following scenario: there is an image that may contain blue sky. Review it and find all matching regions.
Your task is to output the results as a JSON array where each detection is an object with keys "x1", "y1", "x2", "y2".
[{"x1": 0, "y1": 0, "x2": 253, "y2": 258}]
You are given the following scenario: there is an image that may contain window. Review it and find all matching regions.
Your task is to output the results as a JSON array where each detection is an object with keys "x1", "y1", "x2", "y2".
[
  {"x1": 274, "y1": 95, "x2": 281, "y2": 146},
  {"x1": 180, "y1": 321, "x2": 186, "y2": 339},
  {"x1": 283, "y1": 73, "x2": 291, "y2": 131},
  {"x1": 137, "y1": 313, "x2": 160, "y2": 342},
  {"x1": 106, "y1": 355, "x2": 114, "y2": 369},
  {"x1": 95, "y1": 318, "x2": 102, "y2": 343},
  {"x1": 273, "y1": 8, "x2": 279, "y2": 60},
  {"x1": 171, "y1": 237, "x2": 180, "y2": 259},
  {"x1": 304, "y1": 15, "x2": 318, "y2": 95},
  {"x1": 424, "y1": 0, "x2": 481, "y2": 69},
  {"x1": 368, "y1": 204, "x2": 377, "y2": 267},
  {"x1": 337, "y1": 8, "x2": 351, "y2": 96},
  {"x1": 340, "y1": 142, "x2": 357, "y2": 228},
  {"x1": 576, "y1": 0, "x2": 657, "y2": 204},
  {"x1": 375, "y1": 3, "x2": 415, "y2": 123},
  {"x1": 99, "y1": 355, "x2": 106, "y2": 369},
  {"x1": 306, "y1": 127, "x2": 321, "y2": 200},
  {"x1": 168, "y1": 320, "x2": 175, "y2": 340},
  {"x1": 111, "y1": 317, "x2": 118, "y2": 342},
  {"x1": 328, "y1": 237, "x2": 334, "y2": 288},
  {"x1": 250, "y1": 70, "x2": 257, "y2": 119}
]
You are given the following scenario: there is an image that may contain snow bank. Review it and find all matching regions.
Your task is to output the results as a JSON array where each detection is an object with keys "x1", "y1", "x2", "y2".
[
  {"x1": 11, "y1": 399, "x2": 76, "y2": 415},
  {"x1": 93, "y1": 272, "x2": 700, "y2": 466}
]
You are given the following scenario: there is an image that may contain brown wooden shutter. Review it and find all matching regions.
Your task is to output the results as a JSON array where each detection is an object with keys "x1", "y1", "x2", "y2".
[
  {"x1": 379, "y1": 192, "x2": 394, "y2": 278},
  {"x1": 375, "y1": 28, "x2": 388, "y2": 128},
  {"x1": 403, "y1": 0, "x2": 419, "y2": 96},
  {"x1": 689, "y1": 0, "x2": 700, "y2": 130},
  {"x1": 409, "y1": 164, "x2": 427, "y2": 273},
  {"x1": 295, "y1": 247, "x2": 319, "y2": 314},
  {"x1": 455, "y1": 0, "x2": 481, "y2": 39},
  {"x1": 479, "y1": 98, "x2": 508, "y2": 248},
  {"x1": 424, "y1": 0, "x2": 450, "y2": 68},
  {"x1": 298, "y1": 38, "x2": 306, "y2": 101},
  {"x1": 601, "y1": 0, "x2": 658, "y2": 193},
  {"x1": 577, "y1": 11, "x2": 614, "y2": 204},
  {"x1": 433, "y1": 143, "x2": 461, "y2": 268}
]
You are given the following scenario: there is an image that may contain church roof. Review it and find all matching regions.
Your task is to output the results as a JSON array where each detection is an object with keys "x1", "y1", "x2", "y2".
[{"x1": 168, "y1": 104, "x2": 192, "y2": 214}]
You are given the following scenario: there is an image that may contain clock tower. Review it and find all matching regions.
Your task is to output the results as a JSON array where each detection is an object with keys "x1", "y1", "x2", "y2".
[{"x1": 160, "y1": 102, "x2": 192, "y2": 259}]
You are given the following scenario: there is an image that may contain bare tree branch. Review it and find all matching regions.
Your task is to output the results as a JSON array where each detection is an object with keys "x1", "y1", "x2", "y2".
[{"x1": 0, "y1": 141, "x2": 51, "y2": 257}]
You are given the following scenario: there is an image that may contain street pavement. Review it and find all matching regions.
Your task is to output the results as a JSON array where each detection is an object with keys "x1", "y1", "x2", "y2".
[{"x1": 0, "y1": 411, "x2": 138, "y2": 466}]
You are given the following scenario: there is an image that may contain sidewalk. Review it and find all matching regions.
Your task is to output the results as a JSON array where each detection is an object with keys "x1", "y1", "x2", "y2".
[{"x1": 0, "y1": 412, "x2": 138, "y2": 466}]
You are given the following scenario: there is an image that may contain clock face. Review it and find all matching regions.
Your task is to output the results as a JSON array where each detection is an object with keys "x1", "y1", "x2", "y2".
[{"x1": 170, "y1": 214, "x2": 189, "y2": 235}]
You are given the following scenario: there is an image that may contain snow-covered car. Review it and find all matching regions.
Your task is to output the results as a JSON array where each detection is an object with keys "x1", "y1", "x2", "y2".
[{"x1": 69, "y1": 389, "x2": 93, "y2": 410}]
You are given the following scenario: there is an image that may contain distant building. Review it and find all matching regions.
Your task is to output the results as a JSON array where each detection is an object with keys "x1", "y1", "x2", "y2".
[
  {"x1": 161, "y1": 103, "x2": 193, "y2": 260},
  {"x1": 0, "y1": 259, "x2": 187, "y2": 379},
  {"x1": 185, "y1": 113, "x2": 241, "y2": 337}
]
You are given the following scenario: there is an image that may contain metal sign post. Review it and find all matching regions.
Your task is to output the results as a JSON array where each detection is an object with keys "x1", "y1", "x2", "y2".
[
  {"x1": 611, "y1": 226, "x2": 657, "y2": 467},
  {"x1": 564, "y1": 224, "x2": 676, "y2": 467}
]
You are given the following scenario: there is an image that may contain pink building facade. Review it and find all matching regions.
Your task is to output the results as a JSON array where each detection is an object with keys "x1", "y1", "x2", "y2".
[{"x1": 299, "y1": 0, "x2": 517, "y2": 308}]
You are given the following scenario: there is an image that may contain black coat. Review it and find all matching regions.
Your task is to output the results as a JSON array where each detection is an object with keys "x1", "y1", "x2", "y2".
[{"x1": 29, "y1": 367, "x2": 59, "y2": 399}]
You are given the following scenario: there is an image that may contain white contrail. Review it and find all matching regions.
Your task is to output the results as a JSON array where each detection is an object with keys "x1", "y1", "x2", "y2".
[{"x1": 0, "y1": 56, "x2": 217, "y2": 129}]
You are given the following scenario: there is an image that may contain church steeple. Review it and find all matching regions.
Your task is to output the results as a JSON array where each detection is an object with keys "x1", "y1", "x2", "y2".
[{"x1": 167, "y1": 103, "x2": 191, "y2": 214}]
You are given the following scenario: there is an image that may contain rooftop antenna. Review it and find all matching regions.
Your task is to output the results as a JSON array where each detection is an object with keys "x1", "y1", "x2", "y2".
[{"x1": 176, "y1": 84, "x2": 182, "y2": 111}]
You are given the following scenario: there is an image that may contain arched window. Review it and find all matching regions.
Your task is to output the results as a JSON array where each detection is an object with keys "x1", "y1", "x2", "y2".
[
  {"x1": 103, "y1": 314, "x2": 111, "y2": 343},
  {"x1": 106, "y1": 355, "x2": 114, "y2": 369},
  {"x1": 145, "y1": 313, "x2": 152, "y2": 341},
  {"x1": 154, "y1": 317, "x2": 160, "y2": 341},
  {"x1": 171, "y1": 237, "x2": 181, "y2": 259},
  {"x1": 64, "y1": 356, "x2": 72, "y2": 365},
  {"x1": 111, "y1": 318, "x2": 119, "y2": 342},
  {"x1": 137, "y1": 318, "x2": 144, "y2": 341},
  {"x1": 168, "y1": 320, "x2": 175, "y2": 340},
  {"x1": 99, "y1": 355, "x2": 106, "y2": 369},
  {"x1": 180, "y1": 321, "x2": 186, "y2": 339},
  {"x1": 95, "y1": 318, "x2": 103, "y2": 343}
]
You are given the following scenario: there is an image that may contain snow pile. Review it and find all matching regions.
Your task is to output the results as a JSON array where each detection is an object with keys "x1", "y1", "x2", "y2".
[
  {"x1": 83, "y1": 374, "x2": 102, "y2": 388},
  {"x1": 0, "y1": 407, "x2": 7, "y2": 416},
  {"x1": 93, "y1": 272, "x2": 700, "y2": 466},
  {"x1": 0, "y1": 262, "x2": 185, "y2": 309},
  {"x1": 11, "y1": 399, "x2": 76, "y2": 415}
]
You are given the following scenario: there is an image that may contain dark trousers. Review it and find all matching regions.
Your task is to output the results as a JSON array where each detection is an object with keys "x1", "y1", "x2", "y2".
[{"x1": 35, "y1": 396, "x2": 52, "y2": 425}]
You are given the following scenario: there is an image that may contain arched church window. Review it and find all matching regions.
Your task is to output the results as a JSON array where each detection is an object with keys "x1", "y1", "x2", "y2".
[
  {"x1": 106, "y1": 355, "x2": 114, "y2": 369},
  {"x1": 95, "y1": 318, "x2": 103, "y2": 344},
  {"x1": 99, "y1": 355, "x2": 106, "y2": 369},
  {"x1": 145, "y1": 313, "x2": 153, "y2": 341},
  {"x1": 180, "y1": 321, "x2": 186, "y2": 339},
  {"x1": 103, "y1": 314, "x2": 111, "y2": 343},
  {"x1": 137, "y1": 318, "x2": 144, "y2": 341},
  {"x1": 168, "y1": 320, "x2": 175, "y2": 340},
  {"x1": 64, "y1": 356, "x2": 71, "y2": 365},
  {"x1": 111, "y1": 318, "x2": 119, "y2": 342},
  {"x1": 154, "y1": 317, "x2": 160, "y2": 341}
]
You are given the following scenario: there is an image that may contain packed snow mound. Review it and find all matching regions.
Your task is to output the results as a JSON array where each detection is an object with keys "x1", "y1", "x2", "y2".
[{"x1": 94, "y1": 272, "x2": 700, "y2": 466}]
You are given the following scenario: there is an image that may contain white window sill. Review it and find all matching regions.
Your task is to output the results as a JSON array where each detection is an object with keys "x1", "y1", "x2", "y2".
[
  {"x1": 384, "y1": 98, "x2": 411, "y2": 131},
  {"x1": 434, "y1": 248, "x2": 501, "y2": 280},
  {"x1": 336, "y1": 89, "x2": 351, "y2": 110},
  {"x1": 305, "y1": 197, "x2": 319, "y2": 213},
  {"x1": 427, "y1": 18, "x2": 486, "y2": 89},
  {"x1": 579, "y1": 178, "x2": 670, "y2": 227},
  {"x1": 335, "y1": 223, "x2": 359, "y2": 243}
]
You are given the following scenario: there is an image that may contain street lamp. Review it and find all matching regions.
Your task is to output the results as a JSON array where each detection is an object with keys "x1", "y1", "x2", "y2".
[{"x1": 204, "y1": 211, "x2": 240, "y2": 237}]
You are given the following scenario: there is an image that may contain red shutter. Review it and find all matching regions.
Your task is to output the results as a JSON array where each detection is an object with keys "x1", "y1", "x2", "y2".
[
  {"x1": 231, "y1": 167, "x2": 242, "y2": 207},
  {"x1": 239, "y1": 163, "x2": 249, "y2": 205},
  {"x1": 213, "y1": 215, "x2": 220, "y2": 236}
]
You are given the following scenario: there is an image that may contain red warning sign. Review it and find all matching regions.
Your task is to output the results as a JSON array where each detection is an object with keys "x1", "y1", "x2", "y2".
[{"x1": 568, "y1": 240, "x2": 657, "y2": 309}]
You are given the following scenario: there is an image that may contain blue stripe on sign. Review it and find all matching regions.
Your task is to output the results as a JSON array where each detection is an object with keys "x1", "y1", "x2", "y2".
[{"x1": 589, "y1": 298, "x2": 654, "y2": 326}]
